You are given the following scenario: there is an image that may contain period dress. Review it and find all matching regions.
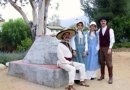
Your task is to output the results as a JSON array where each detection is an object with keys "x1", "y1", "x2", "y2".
[
  {"x1": 86, "y1": 31, "x2": 100, "y2": 80},
  {"x1": 71, "y1": 31, "x2": 88, "y2": 64}
]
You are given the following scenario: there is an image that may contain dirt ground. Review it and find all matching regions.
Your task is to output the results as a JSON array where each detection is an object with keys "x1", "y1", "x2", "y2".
[{"x1": 0, "y1": 52, "x2": 130, "y2": 90}]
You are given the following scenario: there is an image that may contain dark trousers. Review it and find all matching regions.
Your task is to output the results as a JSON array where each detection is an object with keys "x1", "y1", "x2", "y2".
[{"x1": 99, "y1": 47, "x2": 113, "y2": 78}]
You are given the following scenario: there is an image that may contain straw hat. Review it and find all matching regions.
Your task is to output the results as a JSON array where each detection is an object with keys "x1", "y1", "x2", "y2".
[{"x1": 56, "y1": 29, "x2": 76, "y2": 40}]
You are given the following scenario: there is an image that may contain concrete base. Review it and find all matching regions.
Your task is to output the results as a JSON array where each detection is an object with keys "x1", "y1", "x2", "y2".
[{"x1": 8, "y1": 60, "x2": 68, "y2": 88}]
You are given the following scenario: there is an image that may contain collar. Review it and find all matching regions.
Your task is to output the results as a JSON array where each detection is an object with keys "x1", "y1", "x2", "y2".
[{"x1": 102, "y1": 26, "x2": 107, "y2": 30}]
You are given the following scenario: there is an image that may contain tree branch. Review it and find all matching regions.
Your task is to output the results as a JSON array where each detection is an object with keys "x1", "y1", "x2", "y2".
[{"x1": 8, "y1": 0, "x2": 30, "y2": 27}]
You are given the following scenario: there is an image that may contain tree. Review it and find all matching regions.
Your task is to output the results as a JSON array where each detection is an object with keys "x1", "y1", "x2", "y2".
[
  {"x1": 0, "y1": 0, "x2": 51, "y2": 40},
  {"x1": 81, "y1": 0, "x2": 130, "y2": 43},
  {"x1": 81, "y1": 0, "x2": 127, "y2": 22}
]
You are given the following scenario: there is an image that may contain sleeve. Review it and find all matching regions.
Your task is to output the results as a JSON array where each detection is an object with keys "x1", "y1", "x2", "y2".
[
  {"x1": 70, "y1": 36, "x2": 76, "y2": 50},
  {"x1": 96, "y1": 31, "x2": 100, "y2": 51},
  {"x1": 57, "y1": 44, "x2": 71, "y2": 64},
  {"x1": 109, "y1": 28, "x2": 115, "y2": 49}
]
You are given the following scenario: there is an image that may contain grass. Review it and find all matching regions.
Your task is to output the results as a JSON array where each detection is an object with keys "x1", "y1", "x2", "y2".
[{"x1": 0, "y1": 51, "x2": 26, "y2": 65}]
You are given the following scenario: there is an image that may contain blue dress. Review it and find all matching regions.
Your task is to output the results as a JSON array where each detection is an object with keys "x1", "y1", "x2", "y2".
[{"x1": 86, "y1": 31, "x2": 100, "y2": 71}]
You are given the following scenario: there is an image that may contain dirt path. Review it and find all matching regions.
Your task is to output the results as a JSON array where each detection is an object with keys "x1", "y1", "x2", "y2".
[{"x1": 0, "y1": 52, "x2": 130, "y2": 90}]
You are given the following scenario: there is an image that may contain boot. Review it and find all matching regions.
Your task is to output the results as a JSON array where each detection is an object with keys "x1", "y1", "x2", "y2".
[
  {"x1": 108, "y1": 67, "x2": 113, "y2": 84},
  {"x1": 98, "y1": 65, "x2": 105, "y2": 81},
  {"x1": 108, "y1": 77, "x2": 113, "y2": 84}
]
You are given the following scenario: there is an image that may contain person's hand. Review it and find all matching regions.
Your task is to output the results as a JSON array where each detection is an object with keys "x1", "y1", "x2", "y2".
[
  {"x1": 107, "y1": 48, "x2": 112, "y2": 54},
  {"x1": 95, "y1": 50, "x2": 99, "y2": 55},
  {"x1": 83, "y1": 51, "x2": 88, "y2": 57},
  {"x1": 70, "y1": 61, "x2": 74, "y2": 66},
  {"x1": 73, "y1": 50, "x2": 77, "y2": 56}
]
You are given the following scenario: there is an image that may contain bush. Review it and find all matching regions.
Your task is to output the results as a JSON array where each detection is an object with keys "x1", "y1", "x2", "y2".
[
  {"x1": 113, "y1": 42, "x2": 130, "y2": 49},
  {"x1": 0, "y1": 52, "x2": 26, "y2": 65},
  {"x1": 16, "y1": 38, "x2": 32, "y2": 52},
  {"x1": 0, "y1": 18, "x2": 32, "y2": 52},
  {"x1": 110, "y1": 16, "x2": 130, "y2": 43}
]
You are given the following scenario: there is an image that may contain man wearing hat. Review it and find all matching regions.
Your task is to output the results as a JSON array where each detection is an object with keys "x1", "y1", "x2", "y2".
[
  {"x1": 98, "y1": 17, "x2": 115, "y2": 84},
  {"x1": 56, "y1": 29, "x2": 89, "y2": 90}
]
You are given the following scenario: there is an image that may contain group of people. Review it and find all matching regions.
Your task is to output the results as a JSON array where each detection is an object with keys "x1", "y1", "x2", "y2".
[{"x1": 56, "y1": 16, "x2": 115, "y2": 90}]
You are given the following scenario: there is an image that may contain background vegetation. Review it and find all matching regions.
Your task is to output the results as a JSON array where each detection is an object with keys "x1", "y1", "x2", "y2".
[
  {"x1": 0, "y1": 18, "x2": 32, "y2": 52},
  {"x1": 0, "y1": 18, "x2": 32, "y2": 64},
  {"x1": 0, "y1": 52, "x2": 26, "y2": 65},
  {"x1": 81, "y1": 0, "x2": 130, "y2": 48}
]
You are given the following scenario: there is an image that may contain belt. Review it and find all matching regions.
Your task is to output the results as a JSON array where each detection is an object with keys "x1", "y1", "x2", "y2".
[{"x1": 64, "y1": 57, "x2": 72, "y2": 61}]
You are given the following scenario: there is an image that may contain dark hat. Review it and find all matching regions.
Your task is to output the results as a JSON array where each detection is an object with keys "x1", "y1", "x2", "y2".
[
  {"x1": 56, "y1": 29, "x2": 76, "y2": 40},
  {"x1": 98, "y1": 16, "x2": 109, "y2": 23}
]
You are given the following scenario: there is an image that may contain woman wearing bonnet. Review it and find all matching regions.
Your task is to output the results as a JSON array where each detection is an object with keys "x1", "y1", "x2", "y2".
[
  {"x1": 85, "y1": 21, "x2": 100, "y2": 80},
  {"x1": 71, "y1": 20, "x2": 88, "y2": 83}
]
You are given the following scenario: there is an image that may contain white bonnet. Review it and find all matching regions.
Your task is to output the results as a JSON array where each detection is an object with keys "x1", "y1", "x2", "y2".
[{"x1": 89, "y1": 21, "x2": 97, "y2": 26}]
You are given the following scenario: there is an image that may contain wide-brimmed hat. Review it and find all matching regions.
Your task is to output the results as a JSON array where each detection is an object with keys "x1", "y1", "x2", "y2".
[
  {"x1": 89, "y1": 21, "x2": 97, "y2": 26},
  {"x1": 98, "y1": 16, "x2": 109, "y2": 23},
  {"x1": 56, "y1": 29, "x2": 76, "y2": 40}
]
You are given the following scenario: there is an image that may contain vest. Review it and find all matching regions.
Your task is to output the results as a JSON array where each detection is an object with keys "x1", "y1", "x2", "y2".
[
  {"x1": 99, "y1": 27, "x2": 110, "y2": 47},
  {"x1": 60, "y1": 41, "x2": 72, "y2": 61}
]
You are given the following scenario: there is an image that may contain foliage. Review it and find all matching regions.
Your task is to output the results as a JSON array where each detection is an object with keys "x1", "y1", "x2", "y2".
[
  {"x1": 83, "y1": 27, "x2": 89, "y2": 31},
  {"x1": 127, "y1": 0, "x2": 130, "y2": 15},
  {"x1": 113, "y1": 42, "x2": 130, "y2": 49},
  {"x1": 81, "y1": 0, "x2": 128, "y2": 22},
  {"x1": 81, "y1": 0, "x2": 130, "y2": 45},
  {"x1": 109, "y1": 16, "x2": 130, "y2": 43},
  {"x1": 16, "y1": 38, "x2": 32, "y2": 52},
  {"x1": 0, "y1": 51, "x2": 26, "y2": 65},
  {"x1": 0, "y1": 18, "x2": 32, "y2": 52}
]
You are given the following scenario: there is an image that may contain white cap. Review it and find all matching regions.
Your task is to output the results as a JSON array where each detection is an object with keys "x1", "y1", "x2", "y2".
[
  {"x1": 89, "y1": 21, "x2": 97, "y2": 26},
  {"x1": 76, "y1": 19, "x2": 85, "y2": 25}
]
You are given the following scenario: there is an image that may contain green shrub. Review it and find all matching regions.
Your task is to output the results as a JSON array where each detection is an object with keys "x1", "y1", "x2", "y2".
[
  {"x1": 113, "y1": 42, "x2": 130, "y2": 49},
  {"x1": 16, "y1": 38, "x2": 32, "y2": 52},
  {"x1": 0, "y1": 18, "x2": 32, "y2": 52},
  {"x1": 110, "y1": 16, "x2": 130, "y2": 43},
  {"x1": 0, "y1": 52, "x2": 26, "y2": 65}
]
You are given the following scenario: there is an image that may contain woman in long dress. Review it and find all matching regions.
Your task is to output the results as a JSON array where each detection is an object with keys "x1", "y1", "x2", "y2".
[
  {"x1": 86, "y1": 21, "x2": 100, "y2": 80},
  {"x1": 71, "y1": 21, "x2": 88, "y2": 83}
]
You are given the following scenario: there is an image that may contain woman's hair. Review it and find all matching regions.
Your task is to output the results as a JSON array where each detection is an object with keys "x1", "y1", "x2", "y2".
[
  {"x1": 89, "y1": 30, "x2": 97, "y2": 37},
  {"x1": 76, "y1": 22, "x2": 84, "y2": 27}
]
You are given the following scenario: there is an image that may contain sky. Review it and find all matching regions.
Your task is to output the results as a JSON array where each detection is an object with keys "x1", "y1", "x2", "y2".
[
  {"x1": 0, "y1": 0, "x2": 88, "y2": 27},
  {"x1": 48, "y1": 0, "x2": 84, "y2": 19},
  {"x1": 0, "y1": 3, "x2": 32, "y2": 21}
]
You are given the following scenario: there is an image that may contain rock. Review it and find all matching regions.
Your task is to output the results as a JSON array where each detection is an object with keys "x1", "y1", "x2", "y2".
[
  {"x1": 8, "y1": 60, "x2": 68, "y2": 88},
  {"x1": 8, "y1": 36, "x2": 69, "y2": 88},
  {"x1": 0, "y1": 64, "x2": 6, "y2": 70},
  {"x1": 23, "y1": 36, "x2": 60, "y2": 64},
  {"x1": 6, "y1": 62, "x2": 9, "y2": 67}
]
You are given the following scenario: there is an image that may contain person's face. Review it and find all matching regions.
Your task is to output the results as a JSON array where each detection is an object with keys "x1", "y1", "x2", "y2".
[
  {"x1": 62, "y1": 32, "x2": 71, "y2": 41},
  {"x1": 77, "y1": 23, "x2": 83, "y2": 31},
  {"x1": 90, "y1": 24, "x2": 96, "y2": 31},
  {"x1": 100, "y1": 19, "x2": 107, "y2": 27}
]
